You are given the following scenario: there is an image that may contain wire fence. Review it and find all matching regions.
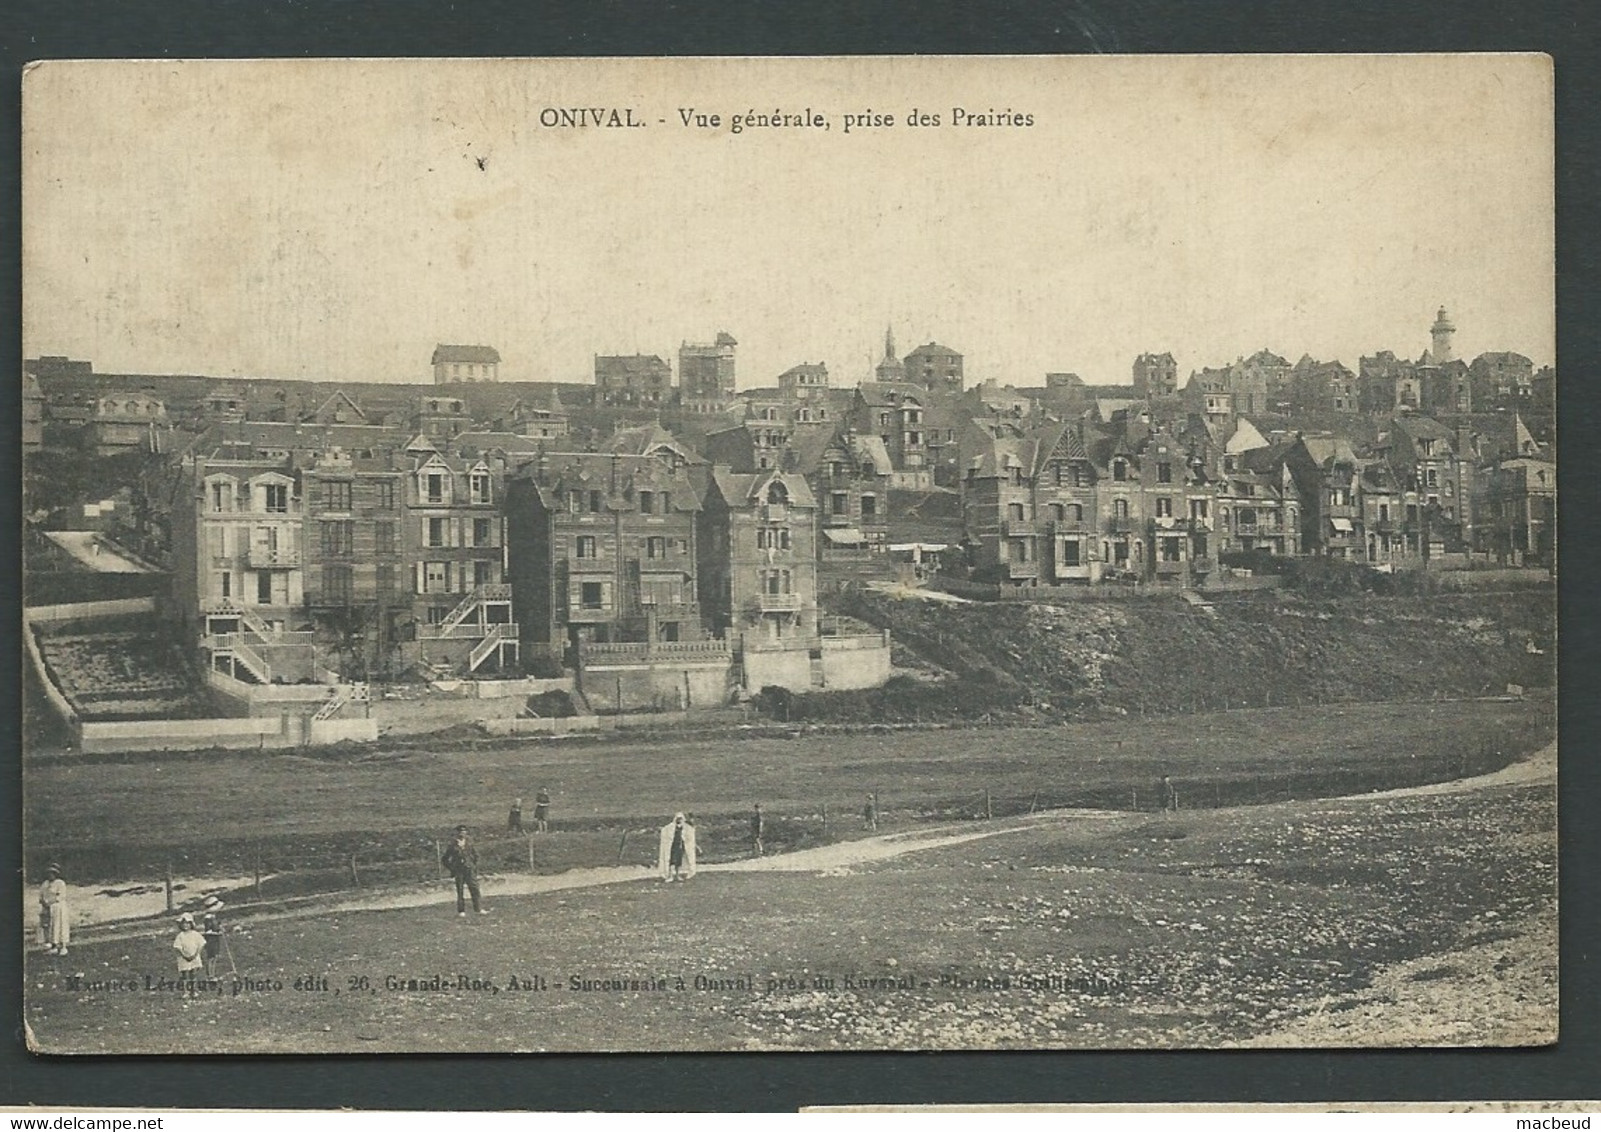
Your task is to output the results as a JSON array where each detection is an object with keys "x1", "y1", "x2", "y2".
[{"x1": 40, "y1": 720, "x2": 1545, "y2": 916}]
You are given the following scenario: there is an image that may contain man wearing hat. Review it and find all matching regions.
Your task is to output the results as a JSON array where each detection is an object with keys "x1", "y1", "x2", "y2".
[
  {"x1": 173, "y1": 913, "x2": 207, "y2": 996},
  {"x1": 201, "y1": 897, "x2": 226, "y2": 977},
  {"x1": 441, "y1": 824, "x2": 487, "y2": 917},
  {"x1": 37, "y1": 863, "x2": 69, "y2": 956}
]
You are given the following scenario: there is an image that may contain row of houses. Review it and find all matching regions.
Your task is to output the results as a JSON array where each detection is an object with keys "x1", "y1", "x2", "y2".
[{"x1": 129, "y1": 408, "x2": 895, "y2": 706}]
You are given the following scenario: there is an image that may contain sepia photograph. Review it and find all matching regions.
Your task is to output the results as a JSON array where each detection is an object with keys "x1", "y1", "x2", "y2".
[{"x1": 19, "y1": 54, "x2": 1556, "y2": 1054}]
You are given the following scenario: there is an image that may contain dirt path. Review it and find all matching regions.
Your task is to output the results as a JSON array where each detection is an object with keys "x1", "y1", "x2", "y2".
[{"x1": 59, "y1": 744, "x2": 1553, "y2": 948}]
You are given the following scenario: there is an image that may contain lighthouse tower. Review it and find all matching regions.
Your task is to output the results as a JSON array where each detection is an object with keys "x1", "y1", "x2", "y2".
[{"x1": 1429, "y1": 306, "x2": 1456, "y2": 365}]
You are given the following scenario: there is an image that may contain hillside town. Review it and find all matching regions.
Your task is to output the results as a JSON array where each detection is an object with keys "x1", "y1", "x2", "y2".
[{"x1": 22, "y1": 309, "x2": 1555, "y2": 751}]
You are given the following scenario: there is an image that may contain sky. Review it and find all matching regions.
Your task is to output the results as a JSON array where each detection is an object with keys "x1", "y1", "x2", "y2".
[{"x1": 22, "y1": 55, "x2": 1554, "y2": 389}]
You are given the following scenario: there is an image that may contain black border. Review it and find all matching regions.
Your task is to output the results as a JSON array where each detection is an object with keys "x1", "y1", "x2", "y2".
[{"x1": 3, "y1": 0, "x2": 1597, "y2": 1113}]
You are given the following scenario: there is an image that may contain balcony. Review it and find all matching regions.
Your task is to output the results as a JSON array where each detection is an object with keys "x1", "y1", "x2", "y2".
[
  {"x1": 1001, "y1": 518, "x2": 1037, "y2": 537},
  {"x1": 245, "y1": 545, "x2": 301, "y2": 569},
  {"x1": 1047, "y1": 517, "x2": 1089, "y2": 534},
  {"x1": 1107, "y1": 517, "x2": 1138, "y2": 535},
  {"x1": 1186, "y1": 517, "x2": 1214, "y2": 532},
  {"x1": 756, "y1": 591, "x2": 803, "y2": 612}
]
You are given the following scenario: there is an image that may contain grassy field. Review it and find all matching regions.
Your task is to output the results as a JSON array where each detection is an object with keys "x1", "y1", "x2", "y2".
[
  {"x1": 23, "y1": 767, "x2": 1556, "y2": 1053},
  {"x1": 23, "y1": 698, "x2": 1552, "y2": 888}
]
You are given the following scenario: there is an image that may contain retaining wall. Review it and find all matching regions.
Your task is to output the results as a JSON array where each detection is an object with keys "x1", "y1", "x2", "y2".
[
  {"x1": 578, "y1": 657, "x2": 734, "y2": 714},
  {"x1": 820, "y1": 634, "x2": 893, "y2": 690}
]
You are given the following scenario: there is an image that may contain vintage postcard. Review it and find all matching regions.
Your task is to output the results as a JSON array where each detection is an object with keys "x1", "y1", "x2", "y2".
[{"x1": 20, "y1": 55, "x2": 1555, "y2": 1053}]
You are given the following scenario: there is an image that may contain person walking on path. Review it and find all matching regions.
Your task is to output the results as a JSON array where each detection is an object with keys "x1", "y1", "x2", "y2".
[
  {"x1": 442, "y1": 824, "x2": 488, "y2": 917},
  {"x1": 750, "y1": 803, "x2": 765, "y2": 857},
  {"x1": 534, "y1": 787, "x2": 551, "y2": 834},
  {"x1": 863, "y1": 793, "x2": 879, "y2": 832},
  {"x1": 508, "y1": 797, "x2": 525, "y2": 835},
  {"x1": 1160, "y1": 775, "x2": 1179, "y2": 814},
  {"x1": 173, "y1": 913, "x2": 207, "y2": 996},
  {"x1": 37, "y1": 863, "x2": 69, "y2": 956},
  {"x1": 658, "y1": 813, "x2": 697, "y2": 882}
]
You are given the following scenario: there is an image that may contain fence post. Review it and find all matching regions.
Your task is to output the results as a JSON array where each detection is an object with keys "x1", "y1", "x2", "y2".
[
  {"x1": 253, "y1": 853, "x2": 262, "y2": 900},
  {"x1": 1028, "y1": 790, "x2": 1039, "y2": 815},
  {"x1": 617, "y1": 831, "x2": 630, "y2": 863},
  {"x1": 985, "y1": 790, "x2": 993, "y2": 820},
  {"x1": 349, "y1": 853, "x2": 360, "y2": 888},
  {"x1": 528, "y1": 836, "x2": 536, "y2": 873},
  {"x1": 1131, "y1": 788, "x2": 1138, "y2": 812},
  {"x1": 822, "y1": 803, "x2": 830, "y2": 836},
  {"x1": 164, "y1": 863, "x2": 174, "y2": 912},
  {"x1": 435, "y1": 839, "x2": 443, "y2": 873}
]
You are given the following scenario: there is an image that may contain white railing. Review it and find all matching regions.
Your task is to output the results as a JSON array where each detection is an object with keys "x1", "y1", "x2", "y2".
[
  {"x1": 469, "y1": 623, "x2": 515, "y2": 671},
  {"x1": 313, "y1": 681, "x2": 370, "y2": 722},
  {"x1": 224, "y1": 640, "x2": 272, "y2": 685}
]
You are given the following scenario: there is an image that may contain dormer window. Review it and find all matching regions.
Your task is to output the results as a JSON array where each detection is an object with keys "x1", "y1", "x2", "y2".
[
  {"x1": 639, "y1": 490, "x2": 656, "y2": 515},
  {"x1": 1113, "y1": 459, "x2": 1128, "y2": 482},
  {"x1": 424, "y1": 471, "x2": 447, "y2": 504},
  {"x1": 767, "y1": 481, "x2": 789, "y2": 505},
  {"x1": 262, "y1": 483, "x2": 289, "y2": 513},
  {"x1": 469, "y1": 472, "x2": 492, "y2": 504}
]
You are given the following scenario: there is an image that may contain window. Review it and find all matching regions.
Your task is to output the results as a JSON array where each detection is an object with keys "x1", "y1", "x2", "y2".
[
  {"x1": 263, "y1": 483, "x2": 289, "y2": 513},
  {"x1": 756, "y1": 528, "x2": 792, "y2": 551},
  {"x1": 376, "y1": 564, "x2": 396, "y2": 593},
  {"x1": 879, "y1": 412, "x2": 890, "y2": 427},
  {"x1": 907, "y1": 410, "x2": 921, "y2": 425},
  {"x1": 426, "y1": 473, "x2": 446, "y2": 504},
  {"x1": 423, "y1": 562, "x2": 448, "y2": 594},
  {"x1": 1155, "y1": 497, "x2": 1173, "y2": 518},
  {"x1": 762, "y1": 569, "x2": 793, "y2": 595},
  {"x1": 860, "y1": 495, "x2": 877, "y2": 518},
  {"x1": 323, "y1": 565, "x2": 353, "y2": 603},
  {"x1": 1061, "y1": 540, "x2": 1081, "y2": 567},
  {"x1": 568, "y1": 491, "x2": 583, "y2": 514},
  {"x1": 473, "y1": 518, "x2": 494, "y2": 547},
  {"x1": 646, "y1": 536, "x2": 668, "y2": 559},
  {"x1": 469, "y1": 472, "x2": 492, "y2": 504},
  {"x1": 209, "y1": 482, "x2": 234, "y2": 512},
  {"x1": 589, "y1": 490, "x2": 603, "y2": 513},
  {"x1": 374, "y1": 481, "x2": 395, "y2": 510},
  {"x1": 1238, "y1": 508, "x2": 1257, "y2": 528},
  {"x1": 375, "y1": 521, "x2": 396, "y2": 555},
  {"x1": 581, "y1": 581, "x2": 604, "y2": 609},
  {"x1": 323, "y1": 481, "x2": 353, "y2": 511},
  {"x1": 1161, "y1": 537, "x2": 1182, "y2": 563},
  {"x1": 1008, "y1": 502, "x2": 1026, "y2": 522},
  {"x1": 1009, "y1": 539, "x2": 1029, "y2": 563},
  {"x1": 831, "y1": 492, "x2": 849, "y2": 516},
  {"x1": 576, "y1": 535, "x2": 598, "y2": 559},
  {"x1": 258, "y1": 571, "x2": 275, "y2": 604},
  {"x1": 1113, "y1": 460, "x2": 1128, "y2": 482},
  {"x1": 1426, "y1": 468, "x2": 1439, "y2": 488},
  {"x1": 474, "y1": 560, "x2": 495, "y2": 587},
  {"x1": 1158, "y1": 462, "x2": 1173, "y2": 484},
  {"x1": 220, "y1": 571, "x2": 231, "y2": 598},
  {"x1": 1378, "y1": 504, "x2": 1390, "y2": 522},
  {"x1": 320, "y1": 520, "x2": 354, "y2": 556},
  {"x1": 639, "y1": 490, "x2": 655, "y2": 515},
  {"x1": 1114, "y1": 498, "x2": 1129, "y2": 519},
  {"x1": 767, "y1": 481, "x2": 789, "y2": 505},
  {"x1": 1049, "y1": 503, "x2": 1065, "y2": 521},
  {"x1": 907, "y1": 432, "x2": 922, "y2": 447},
  {"x1": 427, "y1": 517, "x2": 449, "y2": 547},
  {"x1": 1067, "y1": 503, "x2": 1083, "y2": 522},
  {"x1": 1189, "y1": 498, "x2": 1209, "y2": 520}
]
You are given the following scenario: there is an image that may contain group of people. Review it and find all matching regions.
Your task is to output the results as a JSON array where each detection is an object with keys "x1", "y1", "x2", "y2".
[
  {"x1": 172, "y1": 896, "x2": 228, "y2": 987},
  {"x1": 506, "y1": 787, "x2": 552, "y2": 836}
]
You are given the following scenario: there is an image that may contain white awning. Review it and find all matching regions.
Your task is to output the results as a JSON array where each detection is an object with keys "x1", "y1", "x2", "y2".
[
  {"x1": 888, "y1": 542, "x2": 950, "y2": 553},
  {"x1": 1330, "y1": 517, "x2": 1354, "y2": 533},
  {"x1": 823, "y1": 527, "x2": 868, "y2": 545}
]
